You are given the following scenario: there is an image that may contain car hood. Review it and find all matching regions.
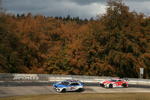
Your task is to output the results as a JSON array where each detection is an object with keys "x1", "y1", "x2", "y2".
[{"x1": 53, "y1": 83, "x2": 67, "y2": 88}]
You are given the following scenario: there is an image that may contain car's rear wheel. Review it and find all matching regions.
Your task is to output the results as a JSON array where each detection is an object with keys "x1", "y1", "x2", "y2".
[
  {"x1": 122, "y1": 83, "x2": 128, "y2": 88},
  {"x1": 109, "y1": 84, "x2": 113, "y2": 88},
  {"x1": 77, "y1": 88, "x2": 84, "y2": 92},
  {"x1": 100, "y1": 84, "x2": 104, "y2": 87}
]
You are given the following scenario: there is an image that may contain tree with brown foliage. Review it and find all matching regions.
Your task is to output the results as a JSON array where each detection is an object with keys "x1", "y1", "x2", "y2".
[{"x1": 0, "y1": 0, "x2": 150, "y2": 78}]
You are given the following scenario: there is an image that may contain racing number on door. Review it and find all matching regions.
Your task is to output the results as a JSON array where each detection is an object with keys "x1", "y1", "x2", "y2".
[{"x1": 70, "y1": 86, "x2": 75, "y2": 90}]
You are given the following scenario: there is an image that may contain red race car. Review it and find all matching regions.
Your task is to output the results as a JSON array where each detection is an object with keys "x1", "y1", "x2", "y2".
[{"x1": 99, "y1": 79, "x2": 128, "y2": 88}]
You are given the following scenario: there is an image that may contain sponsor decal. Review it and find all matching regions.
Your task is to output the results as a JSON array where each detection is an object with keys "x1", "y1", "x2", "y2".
[{"x1": 13, "y1": 74, "x2": 39, "y2": 80}]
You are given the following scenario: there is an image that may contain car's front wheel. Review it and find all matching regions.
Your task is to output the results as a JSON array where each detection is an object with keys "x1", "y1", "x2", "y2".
[
  {"x1": 60, "y1": 89, "x2": 66, "y2": 93},
  {"x1": 122, "y1": 83, "x2": 128, "y2": 88}
]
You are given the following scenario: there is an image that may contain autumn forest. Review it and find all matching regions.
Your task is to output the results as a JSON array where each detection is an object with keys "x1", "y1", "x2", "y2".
[{"x1": 0, "y1": 1, "x2": 150, "y2": 78}]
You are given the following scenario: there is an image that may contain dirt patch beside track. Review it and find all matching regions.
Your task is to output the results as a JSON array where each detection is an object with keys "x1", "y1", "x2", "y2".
[
  {"x1": 0, "y1": 86, "x2": 150, "y2": 97},
  {"x1": 0, "y1": 93, "x2": 150, "y2": 100}
]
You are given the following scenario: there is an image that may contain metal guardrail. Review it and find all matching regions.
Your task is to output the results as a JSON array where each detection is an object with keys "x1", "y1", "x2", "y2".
[{"x1": 0, "y1": 73, "x2": 150, "y2": 85}]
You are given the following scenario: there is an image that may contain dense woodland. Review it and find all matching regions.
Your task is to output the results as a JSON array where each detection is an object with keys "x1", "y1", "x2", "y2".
[{"x1": 0, "y1": 1, "x2": 150, "y2": 78}]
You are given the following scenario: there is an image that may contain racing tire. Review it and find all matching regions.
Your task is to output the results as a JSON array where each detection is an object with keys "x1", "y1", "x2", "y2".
[
  {"x1": 100, "y1": 84, "x2": 104, "y2": 87},
  {"x1": 122, "y1": 83, "x2": 128, "y2": 88},
  {"x1": 61, "y1": 89, "x2": 66, "y2": 93},
  {"x1": 77, "y1": 88, "x2": 84, "y2": 92},
  {"x1": 109, "y1": 84, "x2": 113, "y2": 88}
]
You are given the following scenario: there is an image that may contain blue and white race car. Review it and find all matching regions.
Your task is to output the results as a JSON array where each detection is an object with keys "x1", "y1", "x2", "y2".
[{"x1": 53, "y1": 80, "x2": 84, "y2": 92}]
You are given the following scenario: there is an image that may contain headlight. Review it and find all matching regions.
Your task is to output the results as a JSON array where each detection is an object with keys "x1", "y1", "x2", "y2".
[{"x1": 56, "y1": 87, "x2": 63, "y2": 92}]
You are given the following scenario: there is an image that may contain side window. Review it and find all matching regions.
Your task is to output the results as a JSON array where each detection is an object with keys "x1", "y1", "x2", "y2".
[
  {"x1": 118, "y1": 80, "x2": 122, "y2": 82},
  {"x1": 70, "y1": 83, "x2": 79, "y2": 86},
  {"x1": 61, "y1": 82, "x2": 69, "y2": 85}
]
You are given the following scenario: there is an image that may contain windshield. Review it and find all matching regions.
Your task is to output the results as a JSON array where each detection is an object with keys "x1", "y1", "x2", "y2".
[
  {"x1": 59, "y1": 81, "x2": 69, "y2": 85},
  {"x1": 110, "y1": 80, "x2": 117, "y2": 82}
]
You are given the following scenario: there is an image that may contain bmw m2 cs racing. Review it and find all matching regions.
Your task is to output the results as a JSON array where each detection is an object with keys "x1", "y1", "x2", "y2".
[
  {"x1": 99, "y1": 79, "x2": 128, "y2": 88},
  {"x1": 53, "y1": 80, "x2": 84, "y2": 92}
]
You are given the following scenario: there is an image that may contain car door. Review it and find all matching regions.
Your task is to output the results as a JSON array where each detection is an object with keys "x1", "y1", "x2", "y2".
[
  {"x1": 116, "y1": 80, "x2": 122, "y2": 86},
  {"x1": 69, "y1": 83, "x2": 79, "y2": 91}
]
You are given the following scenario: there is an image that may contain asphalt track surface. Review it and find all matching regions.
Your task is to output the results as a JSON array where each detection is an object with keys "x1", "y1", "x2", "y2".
[{"x1": 0, "y1": 82, "x2": 150, "y2": 97}]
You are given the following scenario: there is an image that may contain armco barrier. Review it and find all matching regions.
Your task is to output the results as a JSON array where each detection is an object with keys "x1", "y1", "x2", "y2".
[{"x1": 0, "y1": 73, "x2": 150, "y2": 85}]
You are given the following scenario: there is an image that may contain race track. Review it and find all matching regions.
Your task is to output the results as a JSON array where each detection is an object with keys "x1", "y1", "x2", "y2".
[{"x1": 0, "y1": 82, "x2": 150, "y2": 97}]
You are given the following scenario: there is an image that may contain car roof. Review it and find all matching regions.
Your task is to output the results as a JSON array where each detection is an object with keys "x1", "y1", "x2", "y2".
[
  {"x1": 64, "y1": 79, "x2": 81, "y2": 83},
  {"x1": 110, "y1": 78, "x2": 123, "y2": 80}
]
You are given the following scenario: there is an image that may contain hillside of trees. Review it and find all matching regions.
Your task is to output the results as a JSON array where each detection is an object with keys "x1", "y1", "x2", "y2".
[{"x1": 0, "y1": 1, "x2": 150, "y2": 78}]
